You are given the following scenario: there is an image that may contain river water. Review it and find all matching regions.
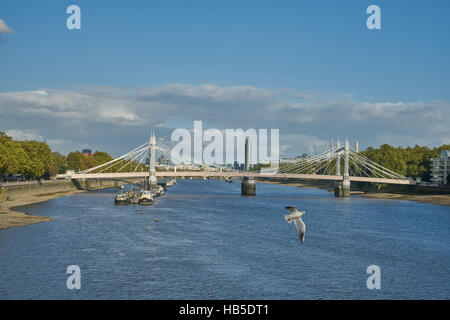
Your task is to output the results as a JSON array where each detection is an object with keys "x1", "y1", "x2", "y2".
[{"x1": 0, "y1": 180, "x2": 449, "y2": 299}]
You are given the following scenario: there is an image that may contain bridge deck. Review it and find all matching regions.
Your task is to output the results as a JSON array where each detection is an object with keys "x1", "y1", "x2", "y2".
[{"x1": 71, "y1": 172, "x2": 414, "y2": 185}]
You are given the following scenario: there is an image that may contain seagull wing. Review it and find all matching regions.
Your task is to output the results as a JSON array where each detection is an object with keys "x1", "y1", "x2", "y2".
[
  {"x1": 293, "y1": 217, "x2": 306, "y2": 243},
  {"x1": 285, "y1": 206, "x2": 297, "y2": 213},
  {"x1": 284, "y1": 214, "x2": 293, "y2": 223}
]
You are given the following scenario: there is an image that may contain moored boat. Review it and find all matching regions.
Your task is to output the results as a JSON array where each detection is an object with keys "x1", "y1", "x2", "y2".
[
  {"x1": 114, "y1": 193, "x2": 129, "y2": 205},
  {"x1": 157, "y1": 185, "x2": 165, "y2": 196},
  {"x1": 138, "y1": 191, "x2": 154, "y2": 205}
]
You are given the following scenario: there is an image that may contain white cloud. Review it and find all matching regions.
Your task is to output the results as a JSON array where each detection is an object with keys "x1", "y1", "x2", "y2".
[
  {"x1": 5, "y1": 129, "x2": 42, "y2": 141},
  {"x1": 0, "y1": 19, "x2": 13, "y2": 35},
  {"x1": 4, "y1": 129, "x2": 75, "y2": 153},
  {"x1": 0, "y1": 84, "x2": 449, "y2": 156}
]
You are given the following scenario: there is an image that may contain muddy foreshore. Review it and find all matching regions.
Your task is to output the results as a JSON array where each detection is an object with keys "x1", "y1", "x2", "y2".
[
  {"x1": 0, "y1": 179, "x2": 117, "y2": 230},
  {"x1": 0, "y1": 190, "x2": 86, "y2": 230}
]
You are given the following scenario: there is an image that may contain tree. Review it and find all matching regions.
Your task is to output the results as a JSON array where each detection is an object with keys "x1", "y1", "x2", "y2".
[
  {"x1": 0, "y1": 132, "x2": 12, "y2": 143},
  {"x1": 360, "y1": 143, "x2": 446, "y2": 181},
  {"x1": 21, "y1": 141, "x2": 44, "y2": 179},
  {"x1": 8, "y1": 141, "x2": 30, "y2": 175},
  {"x1": 20, "y1": 140, "x2": 54, "y2": 179},
  {"x1": 1, "y1": 131, "x2": 115, "y2": 179},
  {"x1": 0, "y1": 138, "x2": 30, "y2": 178},
  {"x1": 365, "y1": 144, "x2": 407, "y2": 176},
  {"x1": 67, "y1": 150, "x2": 114, "y2": 172},
  {"x1": 53, "y1": 152, "x2": 68, "y2": 174},
  {"x1": 93, "y1": 151, "x2": 112, "y2": 166},
  {"x1": 67, "y1": 152, "x2": 83, "y2": 171}
]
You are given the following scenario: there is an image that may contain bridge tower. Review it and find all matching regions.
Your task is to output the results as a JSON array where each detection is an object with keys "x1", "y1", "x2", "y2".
[
  {"x1": 241, "y1": 137, "x2": 256, "y2": 195},
  {"x1": 334, "y1": 140, "x2": 342, "y2": 197},
  {"x1": 342, "y1": 139, "x2": 351, "y2": 197},
  {"x1": 148, "y1": 133, "x2": 157, "y2": 190}
]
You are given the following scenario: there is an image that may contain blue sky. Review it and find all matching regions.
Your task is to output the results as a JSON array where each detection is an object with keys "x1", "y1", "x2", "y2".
[{"x1": 0, "y1": 0, "x2": 449, "y2": 156}]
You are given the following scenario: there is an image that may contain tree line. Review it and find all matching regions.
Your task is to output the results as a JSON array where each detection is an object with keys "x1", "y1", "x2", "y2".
[
  {"x1": 0, "y1": 132, "x2": 114, "y2": 180},
  {"x1": 360, "y1": 144, "x2": 450, "y2": 181}
]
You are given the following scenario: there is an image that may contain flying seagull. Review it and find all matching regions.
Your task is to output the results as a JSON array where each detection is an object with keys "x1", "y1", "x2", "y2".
[{"x1": 284, "y1": 206, "x2": 307, "y2": 243}]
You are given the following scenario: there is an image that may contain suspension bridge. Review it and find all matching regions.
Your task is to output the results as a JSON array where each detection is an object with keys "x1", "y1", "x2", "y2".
[{"x1": 70, "y1": 134, "x2": 414, "y2": 197}]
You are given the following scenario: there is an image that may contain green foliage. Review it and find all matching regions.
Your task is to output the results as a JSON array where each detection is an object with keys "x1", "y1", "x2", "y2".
[
  {"x1": 0, "y1": 135, "x2": 31, "y2": 177},
  {"x1": 360, "y1": 143, "x2": 450, "y2": 181},
  {"x1": 67, "y1": 150, "x2": 114, "y2": 172},
  {"x1": 67, "y1": 152, "x2": 84, "y2": 171},
  {"x1": 53, "y1": 152, "x2": 68, "y2": 174},
  {"x1": 93, "y1": 151, "x2": 111, "y2": 164},
  {"x1": 0, "y1": 132, "x2": 114, "y2": 179},
  {"x1": 21, "y1": 140, "x2": 54, "y2": 179}
]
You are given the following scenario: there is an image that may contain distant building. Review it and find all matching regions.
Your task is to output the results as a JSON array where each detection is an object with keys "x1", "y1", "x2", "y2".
[
  {"x1": 430, "y1": 150, "x2": 450, "y2": 185},
  {"x1": 82, "y1": 149, "x2": 92, "y2": 157},
  {"x1": 232, "y1": 162, "x2": 245, "y2": 171}
]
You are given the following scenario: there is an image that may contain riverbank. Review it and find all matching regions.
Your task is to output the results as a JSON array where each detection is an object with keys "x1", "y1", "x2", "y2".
[
  {"x1": 0, "y1": 179, "x2": 117, "y2": 230},
  {"x1": 0, "y1": 189, "x2": 85, "y2": 230},
  {"x1": 354, "y1": 192, "x2": 450, "y2": 206},
  {"x1": 259, "y1": 179, "x2": 450, "y2": 207}
]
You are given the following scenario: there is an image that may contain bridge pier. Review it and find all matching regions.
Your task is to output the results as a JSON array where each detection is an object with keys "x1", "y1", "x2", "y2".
[
  {"x1": 148, "y1": 133, "x2": 157, "y2": 191},
  {"x1": 241, "y1": 137, "x2": 256, "y2": 196},
  {"x1": 342, "y1": 139, "x2": 350, "y2": 197},
  {"x1": 241, "y1": 177, "x2": 256, "y2": 196},
  {"x1": 334, "y1": 139, "x2": 351, "y2": 197},
  {"x1": 334, "y1": 181, "x2": 350, "y2": 197},
  {"x1": 334, "y1": 183, "x2": 343, "y2": 197},
  {"x1": 334, "y1": 140, "x2": 342, "y2": 197},
  {"x1": 342, "y1": 180, "x2": 350, "y2": 197}
]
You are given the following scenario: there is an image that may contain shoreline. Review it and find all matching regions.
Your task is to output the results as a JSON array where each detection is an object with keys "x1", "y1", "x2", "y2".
[
  {"x1": 0, "y1": 189, "x2": 86, "y2": 230},
  {"x1": 0, "y1": 179, "x2": 117, "y2": 230},
  {"x1": 259, "y1": 180, "x2": 450, "y2": 207},
  {"x1": 353, "y1": 192, "x2": 450, "y2": 206}
]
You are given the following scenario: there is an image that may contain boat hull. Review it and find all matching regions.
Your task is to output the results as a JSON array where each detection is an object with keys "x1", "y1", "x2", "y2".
[
  {"x1": 115, "y1": 199, "x2": 129, "y2": 205},
  {"x1": 138, "y1": 198, "x2": 154, "y2": 205}
]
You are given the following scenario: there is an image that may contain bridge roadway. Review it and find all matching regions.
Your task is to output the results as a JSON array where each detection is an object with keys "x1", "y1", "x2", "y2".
[{"x1": 70, "y1": 172, "x2": 414, "y2": 185}]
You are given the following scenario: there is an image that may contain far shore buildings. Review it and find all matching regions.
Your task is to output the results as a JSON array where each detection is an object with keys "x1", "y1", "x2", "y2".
[
  {"x1": 81, "y1": 149, "x2": 92, "y2": 157},
  {"x1": 430, "y1": 150, "x2": 450, "y2": 185}
]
